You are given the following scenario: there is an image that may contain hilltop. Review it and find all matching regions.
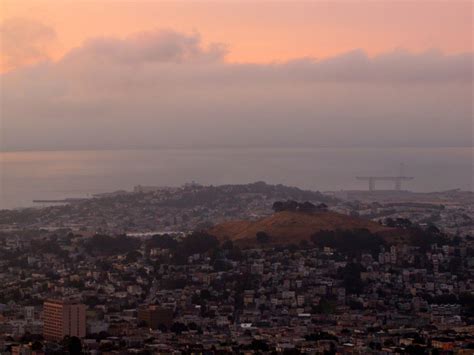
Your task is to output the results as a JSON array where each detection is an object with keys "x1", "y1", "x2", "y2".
[
  {"x1": 0, "y1": 182, "x2": 336, "y2": 233},
  {"x1": 208, "y1": 210, "x2": 408, "y2": 246}
]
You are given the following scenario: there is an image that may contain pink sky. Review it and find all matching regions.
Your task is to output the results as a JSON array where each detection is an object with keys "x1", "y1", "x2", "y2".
[
  {"x1": 1, "y1": 0, "x2": 472, "y2": 71},
  {"x1": 1, "y1": 1, "x2": 472, "y2": 152}
]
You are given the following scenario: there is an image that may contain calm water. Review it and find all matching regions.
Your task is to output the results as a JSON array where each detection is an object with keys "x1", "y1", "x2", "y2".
[{"x1": 0, "y1": 147, "x2": 472, "y2": 210}]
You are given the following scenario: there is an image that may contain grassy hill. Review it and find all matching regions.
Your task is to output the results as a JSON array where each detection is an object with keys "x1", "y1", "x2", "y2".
[{"x1": 208, "y1": 210, "x2": 409, "y2": 246}]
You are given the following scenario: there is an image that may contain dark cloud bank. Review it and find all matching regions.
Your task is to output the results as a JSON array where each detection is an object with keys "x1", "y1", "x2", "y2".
[{"x1": 1, "y1": 29, "x2": 472, "y2": 151}]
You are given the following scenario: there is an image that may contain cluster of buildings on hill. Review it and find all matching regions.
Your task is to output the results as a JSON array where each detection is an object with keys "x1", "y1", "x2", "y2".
[
  {"x1": 1, "y1": 184, "x2": 471, "y2": 238},
  {"x1": 332, "y1": 190, "x2": 474, "y2": 237},
  {"x1": 0, "y1": 183, "x2": 331, "y2": 235}
]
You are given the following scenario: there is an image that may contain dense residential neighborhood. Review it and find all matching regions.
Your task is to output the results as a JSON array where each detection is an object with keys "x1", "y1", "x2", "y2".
[{"x1": 0, "y1": 183, "x2": 473, "y2": 353}]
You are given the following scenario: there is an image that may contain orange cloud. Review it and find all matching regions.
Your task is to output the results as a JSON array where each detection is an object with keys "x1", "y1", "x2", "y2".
[
  {"x1": 0, "y1": 18, "x2": 57, "y2": 72},
  {"x1": 1, "y1": 0, "x2": 472, "y2": 72}
]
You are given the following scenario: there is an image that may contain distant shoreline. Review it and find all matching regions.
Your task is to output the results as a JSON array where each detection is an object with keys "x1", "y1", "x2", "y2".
[{"x1": 1, "y1": 145, "x2": 473, "y2": 154}]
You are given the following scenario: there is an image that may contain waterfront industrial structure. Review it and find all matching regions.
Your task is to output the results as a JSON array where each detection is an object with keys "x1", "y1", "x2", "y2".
[
  {"x1": 357, "y1": 164, "x2": 414, "y2": 191},
  {"x1": 356, "y1": 175, "x2": 414, "y2": 191}
]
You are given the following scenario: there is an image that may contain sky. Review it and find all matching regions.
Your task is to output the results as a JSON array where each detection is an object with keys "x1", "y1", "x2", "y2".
[{"x1": 0, "y1": 0, "x2": 472, "y2": 151}]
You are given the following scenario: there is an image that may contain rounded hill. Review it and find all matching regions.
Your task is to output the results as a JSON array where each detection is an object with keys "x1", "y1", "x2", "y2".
[{"x1": 208, "y1": 210, "x2": 407, "y2": 246}]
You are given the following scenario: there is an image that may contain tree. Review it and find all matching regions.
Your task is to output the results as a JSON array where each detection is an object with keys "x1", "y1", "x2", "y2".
[
  {"x1": 249, "y1": 339, "x2": 270, "y2": 351},
  {"x1": 227, "y1": 245, "x2": 243, "y2": 261},
  {"x1": 63, "y1": 336, "x2": 82, "y2": 355},
  {"x1": 31, "y1": 341, "x2": 43, "y2": 351},
  {"x1": 385, "y1": 217, "x2": 413, "y2": 229},
  {"x1": 272, "y1": 200, "x2": 298, "y2": 212},
  {"x1": 222, "y1": 240, "x2": 234, "y2": 250},
  {"x1": 126, "y1": 250, "x2": 142, "y2": 263},
  {"x1": 404, "y1": 345, "x2": 426, "y2": 355},
  {"x1": 85, "y1": 234, "x2": 140, "y2": 256},
  {"x1": 172, "y1": 232, "x2": 219, "y2": 264},
  {"x1": 138, "y1": 320, "x2": 148, "y2": 328},
  {"x1": 157, "y1": 323, "x2": 168, "y2": 332},
  {"x1": 298, "y1": 201, "x2": 316, "y2": 213},
  {"x1": 313, "y1": 298, "x2": 336, "y2": 315},
  {"x1": 170, "y1": 322, "x2": 188, "y2": 334},
  {"x1": 147, "y1": 234, "x2": 178, "y2": 250},
  {"x1": 299, "y1": 240, "x2": 309, "y2": 249},
  {"x1": 179, "y1": 232, "x2": 218, "y2": 255},
  {"x1": 256, "y1": 231, "x2": 271, "y2": 244},
  {"x1": 340, "y1": 262, "x2": 364, "y2": 295},
  {"x1": 311, "y1": 229, "x2": 385, "y2": 256},
  {"x1": 272, "y1": 201, "x2": 285, "y2": 212}
]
